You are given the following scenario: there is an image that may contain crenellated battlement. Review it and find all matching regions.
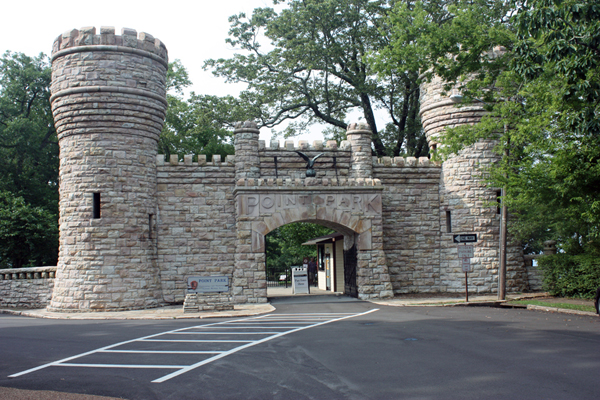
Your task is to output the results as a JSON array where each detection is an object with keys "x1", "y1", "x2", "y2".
[
  {"x1": 259, "y1": 139, "x2": 351, "y2": 151},
  {"x1": 235, "y1": 176, "x2": 382, "y2": 188},
  {"x1": 156, "y1": 154, "x2": 235, "y2": 167},
  {"x1": 51, "y1": 26, "x2": 168, "y2": 65},
  {"x1": 374, "y1": 156, "x2": 441, "y2": 168}
]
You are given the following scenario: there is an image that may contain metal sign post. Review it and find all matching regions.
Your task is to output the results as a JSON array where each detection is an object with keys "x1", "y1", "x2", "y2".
[
  {"x1": 457, "y1": 243, "x2": 475, "y2": 302},
  {"x1": 461, "y1": 257, "x2": 470, "y2": 302}
]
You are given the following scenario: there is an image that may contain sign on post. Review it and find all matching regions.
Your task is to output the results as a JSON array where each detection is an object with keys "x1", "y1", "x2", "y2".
[
  {"x1": 453, "y1": 234, "x2": 477, "y2": 243},
  {"x1": 455, "y1": 241, "x2": 476, "y2": 302},
  {"x1": 461, "y1": 257, "x2": 471, "y2": 273},
  {"x1": 457, "y1": 245, "x2": 474, "y2": 259}
]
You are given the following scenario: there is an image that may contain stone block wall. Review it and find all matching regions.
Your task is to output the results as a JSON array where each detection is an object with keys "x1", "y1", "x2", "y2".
[
  {"x1": 373, "y1": 160, "x2": 442, "y2": 293},
  {"x1": 156, "y1": 155, "x2": 237, "y2": 304},
  {"x1": 0, "y1": 267, "x2": 56, "y2": 308}
]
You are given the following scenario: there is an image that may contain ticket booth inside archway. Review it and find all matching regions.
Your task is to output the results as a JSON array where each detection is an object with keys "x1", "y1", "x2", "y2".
[{"x1": 302, "y1": 233, "x2": 346, "y2": 294}]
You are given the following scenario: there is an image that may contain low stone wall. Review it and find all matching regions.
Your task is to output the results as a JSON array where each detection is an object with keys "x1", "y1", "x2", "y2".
[
  {"x1": 183, "y1": 293, "x2": 234, "y2": 312},
  {"x1": 0, "y1": 266, "x2": 56, "y2": 308}
]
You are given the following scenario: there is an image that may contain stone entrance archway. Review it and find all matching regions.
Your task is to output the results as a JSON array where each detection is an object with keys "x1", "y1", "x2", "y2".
[{"x1": 233, "y1": 183, "x2": 392, "y2": 302}]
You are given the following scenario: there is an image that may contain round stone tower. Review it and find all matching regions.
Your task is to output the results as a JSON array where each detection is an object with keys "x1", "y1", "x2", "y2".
[
  {"x1": 420, "y1": 75, "x2": 526, "y2": 293},
  {"x1": 48, "y1": 27, "x2": 168, "y2": 311}
]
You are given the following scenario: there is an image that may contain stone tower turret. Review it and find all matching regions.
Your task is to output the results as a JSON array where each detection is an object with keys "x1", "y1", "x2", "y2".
[
  {"x1": 233, "y1": 121, "x2": 260, "y2": 180},
  {"x1": 346, "y1": 122, "x2": 373, "y2": 179},
  {"x1": 420, "y1": 75, "x2": 526, "y2": 293},
  {"x1": 48, "y1": 27, "x2": 169, "y2": 311}
]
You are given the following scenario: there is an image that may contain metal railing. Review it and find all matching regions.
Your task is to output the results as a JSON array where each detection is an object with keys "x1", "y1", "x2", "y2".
[{"x1": 266, "y1": 267, "x2": 292, "y2": 288}]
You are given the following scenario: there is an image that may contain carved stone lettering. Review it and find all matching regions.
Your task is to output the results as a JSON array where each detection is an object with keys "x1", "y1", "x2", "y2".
[
  {"x1": 284, "y1": 195, "x2": 296, "y2": 207},
  {"x1": 262, "y1": 196, "x2": 274, "y2": 209},
  {"x1": 352, "y1": 195, "x2": 362, "y2": 210},
  {"x1": 247, "y1": 196, "x2": 259, "y2": 216},
  {"x1": 365, "y1": 194, "x2": 382, "y2": 214},
  {"x1": 298, "y1": 194, "x2": 311, "y2": 206},
  {"x1": 338, "y1": 195, "x2": 351, "y2": 208}
]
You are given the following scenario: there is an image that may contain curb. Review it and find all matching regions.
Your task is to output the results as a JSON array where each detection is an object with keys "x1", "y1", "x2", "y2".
[
  {"x1": 0, "y1": 304, "x2": 276, "y2": 320},
  {"x1": 525, "y1": 304, "x2": 598, "y2": 317}
]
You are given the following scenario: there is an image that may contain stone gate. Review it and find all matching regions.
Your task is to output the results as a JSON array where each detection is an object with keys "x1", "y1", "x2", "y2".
[{"x1": 46, "y1": 27, "x2": 530, "y2": 312}]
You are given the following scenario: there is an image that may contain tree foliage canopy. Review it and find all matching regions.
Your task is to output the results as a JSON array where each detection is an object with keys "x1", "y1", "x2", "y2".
[
  {"x1": 266, "y1": 222, "x2": 333, "y2": 276},
  {"x1": 0, "y1": 190, "x2": 58, "y2": 268},
  {"x1": 205, "y1": 0, "x2": 428, "y2": 157},
  {"x1": 377, "y1": 0, "x2": 600, "y2": 255},
  {"x1": 0, "y1": 51, "x2": 57, "y2": 209},
  {"x1": 0, "y1": 51, "x2": 58, "y2": 267},
  {"x1": 159, "y1": 60, "x2": 238, "y2": 161}
]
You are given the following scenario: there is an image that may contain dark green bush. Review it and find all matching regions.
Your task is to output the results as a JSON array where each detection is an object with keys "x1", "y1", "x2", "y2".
[{"x1": 538, "y1": 253, "x2": 600, "y2": 299}]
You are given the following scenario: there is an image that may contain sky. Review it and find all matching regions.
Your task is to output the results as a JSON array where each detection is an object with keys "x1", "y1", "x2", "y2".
[{"x1": 1, "y1": 0, "x2": 328, "y2": 143}]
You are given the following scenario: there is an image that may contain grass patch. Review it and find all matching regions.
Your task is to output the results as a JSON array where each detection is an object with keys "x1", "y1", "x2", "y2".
[{"x1": 508, "y1": 300, "x2": 596, "y2": 313}]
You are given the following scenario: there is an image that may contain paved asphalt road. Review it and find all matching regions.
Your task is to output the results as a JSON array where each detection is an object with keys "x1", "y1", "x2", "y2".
[{"x1": 1, "y1": 297, "x2": 599, "y2": 400}]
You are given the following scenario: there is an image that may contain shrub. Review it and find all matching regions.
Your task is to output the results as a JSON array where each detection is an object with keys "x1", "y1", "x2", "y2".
[{"x1": 538, "y1": 253, "x2": 600, "y2": 299}]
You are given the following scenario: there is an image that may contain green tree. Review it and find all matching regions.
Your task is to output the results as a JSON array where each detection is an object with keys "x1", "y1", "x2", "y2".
[
  {"x1": 509, "y1": 0, "x2": 600, "y2": 253},
  {"x1": 266, "y1": 222, "x2": 334, "y2": 278},
  {"x1": 0, "y1": 51, "x2": 58, "y2": 267},
  {"x1": 0, "y1": 51, "x2": 58, "y2": 209},
  {"x1": 159, "y1": 60, "x2": 244, "y2": 161},
  {"x1": 379, "y1": 0, "x2": 600, "y2": 257},
  {"x1": 205, "y1": 0, "x2": 428, "y2": 157},
  {"x1": 0, "y1": 191, "x2": 58, "y2": 268}
]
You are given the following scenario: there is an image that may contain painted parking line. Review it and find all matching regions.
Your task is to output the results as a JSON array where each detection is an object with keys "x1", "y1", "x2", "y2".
[{"x1": 9, "y1": 309, "x2": 378, "y2": 383}]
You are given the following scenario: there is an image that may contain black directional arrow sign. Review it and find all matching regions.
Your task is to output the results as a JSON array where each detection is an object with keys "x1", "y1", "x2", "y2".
[{"x1": 453, "y1": 234, "x2": 477, "y2": 243}]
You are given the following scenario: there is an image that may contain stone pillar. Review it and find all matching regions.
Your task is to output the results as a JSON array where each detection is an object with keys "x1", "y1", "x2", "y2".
[
  {"x1": 346, "y1": 122, "x2": 373, "y2": 179},
  {"x1": 48, "y1": 27, "x2": 168, "y2": 311},
  {"x1": 420, "y1": 76, "x2": 526, "y2": 293},
  {"x1": 234, "y1": 121, "x2": 260, "y2": 180},
  {"x1": 543, "y1": 240, "x2": 557, "y2": 255}
]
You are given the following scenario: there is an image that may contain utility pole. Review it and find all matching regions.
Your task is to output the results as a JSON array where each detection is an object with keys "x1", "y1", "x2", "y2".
[
  {"x1": 499, "y1": 186, "x2": 507, "y2": 300},
  {"x1": 498, "y1": 132, "x2": 509, "y2": 301}
]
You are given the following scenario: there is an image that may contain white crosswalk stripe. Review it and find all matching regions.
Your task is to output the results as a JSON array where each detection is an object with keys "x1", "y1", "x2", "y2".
[{"x1": 8, "y1": 309, "x2": 378, "y2": 383}]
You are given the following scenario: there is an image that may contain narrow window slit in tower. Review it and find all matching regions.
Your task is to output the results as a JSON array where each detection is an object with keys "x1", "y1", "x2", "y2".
[
  {"x1": 149, "y1": 214, "x2": 154, "y2": 239},
  {"x1": 92, "y1": 193, "x2": 101, "y2": 219},
  {"x1": 446, "y1": 210, "x2": 452, "y2": 233},
  {"x1": 274, "y1": 156, "x2": 278, "y2": 178}
]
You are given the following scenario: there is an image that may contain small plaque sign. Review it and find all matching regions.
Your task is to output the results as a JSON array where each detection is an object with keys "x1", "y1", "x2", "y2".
[
  {"x1": 187, "y1": 276, "x2": 229, "y2": 293},
  {"x1": 461, "y1": 258, "x2": 471, "y2": 273}
]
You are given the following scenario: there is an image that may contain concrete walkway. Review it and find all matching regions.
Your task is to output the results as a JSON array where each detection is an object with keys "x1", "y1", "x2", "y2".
[{"x1": 267, "y1": 285, "x2": 341, "y2": 298}]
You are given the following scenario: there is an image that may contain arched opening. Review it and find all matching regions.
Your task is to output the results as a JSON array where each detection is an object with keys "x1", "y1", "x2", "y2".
[
  {"x1": 234, "y1": 189, "x2": 388, "y2": 302},
  {"x1": 265, "y1": 222, "x2": 334, "y2": 296},
  {"x1": 262, "y1": 220, "x2": 360, "y2": 299}
]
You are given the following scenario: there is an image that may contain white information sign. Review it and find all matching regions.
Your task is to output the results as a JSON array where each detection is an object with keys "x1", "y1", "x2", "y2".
[
  {"x1": 292, "y1": 267, "x2": 309, "y2": 294},
  {"x1": 461, "y1": 258, "x2": 471, "y2": 273},
  {"x1": 457, "y1": 245, "x2": 474, "y2": 259},
  {"x1": 187, "y1": 276, "x2": 229, "y2": 293}
]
